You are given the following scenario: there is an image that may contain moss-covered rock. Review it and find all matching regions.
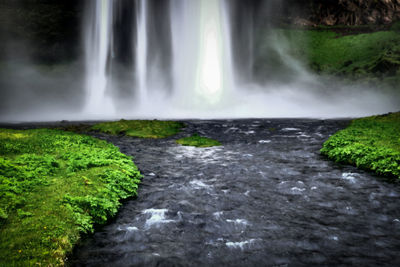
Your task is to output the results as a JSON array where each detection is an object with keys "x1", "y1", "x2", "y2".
[
  {"x1": 0, "y1": 0, "x2": 83, "y2": 63},
  {"x1": 176, "y1": 134, "x2": 221, "y2": 148},
  {"x1": 91, "y1": 120, "x2": 185, "y2": 139},
  {"x1": 321, "y1": 112, "x2": 400, "y2": 179}
]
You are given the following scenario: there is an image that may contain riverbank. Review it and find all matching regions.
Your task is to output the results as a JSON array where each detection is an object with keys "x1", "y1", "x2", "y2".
[
  {"x1": 1, "y1": 117, "x2": 399, "y2": 265},
  {"x1": 0, "y1": 128, "x2": 141, "y2": 265},
  {"x1": 321, "y1": 112, "x2": 400, "y2": 180},
  {"x1": 0, "y1": 119, "x2": 221, "y2": 265}
]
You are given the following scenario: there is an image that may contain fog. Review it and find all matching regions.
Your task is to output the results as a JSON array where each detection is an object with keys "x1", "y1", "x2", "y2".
[{"x1": 0, "y1": 0, "x2": 399, "y2": 122}]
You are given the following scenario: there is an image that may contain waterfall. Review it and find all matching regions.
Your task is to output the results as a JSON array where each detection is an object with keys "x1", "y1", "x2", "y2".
[
  {"x1": 84, "y1": 0, "x2": 234, "y2": 116},
  {"x1": 171, "y1": 0, "x2": 234, "y2": 108},
  {"x1": 135, "y1": 0, "x2": 148, "y2": 104},
  {"x1": 81, "y1": 0, "x2": 398, "y2": 119},
  {"x1": 84, "y1": 0, "x2": 114, "y2": 115}
]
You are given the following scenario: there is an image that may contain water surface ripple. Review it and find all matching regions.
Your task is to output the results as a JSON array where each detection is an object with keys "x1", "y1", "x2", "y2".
[{"x1": 69, "y1": 119, "x2": 400, "y2": 266}]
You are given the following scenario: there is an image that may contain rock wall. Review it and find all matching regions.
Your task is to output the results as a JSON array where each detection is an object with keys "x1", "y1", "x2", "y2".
[
  {"x1": 307, "y1": 0, "x2": 400, "y2": 25},
  {"x1": 0, "y1": 0, "x2": 399, "y2": 64},
  {"x1": 0, "y1": 0, "x2": 83, "y2": 63}
]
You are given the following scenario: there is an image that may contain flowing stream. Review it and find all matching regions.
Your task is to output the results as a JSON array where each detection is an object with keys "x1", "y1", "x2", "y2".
[{"x1": 69, "y1": 119, "x2": 400, "y2": 266}]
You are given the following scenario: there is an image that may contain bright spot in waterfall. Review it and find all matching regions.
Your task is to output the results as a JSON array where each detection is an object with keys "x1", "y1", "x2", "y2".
[{"x1": 195, "y1": 0, "x2": 224, "y2": 105}]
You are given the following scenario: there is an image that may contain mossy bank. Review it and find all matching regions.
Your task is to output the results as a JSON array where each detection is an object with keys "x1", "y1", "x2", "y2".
[
  {"x1": 321, "y1": 112, "x2": 400, "y2": 179},
  {"x1": 255, "y1": 26, "x2": 400, "y2": 90},
  {"x1": 0, "y1": 128, "x2": 141, "y2": 265},
  {"x1": 176, "y1": 134, "x2": 222, "y2": 148},
  {"x1": 91, "y1": 120, "x2": 221, "y2": 147},
  {"x1": 91, "y1": 120, "x2": 185, "y2": 139}
]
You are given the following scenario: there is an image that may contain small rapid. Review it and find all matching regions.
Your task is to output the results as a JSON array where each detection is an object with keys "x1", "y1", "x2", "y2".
[{"x1": 69, "y1": 119, "x2": 400, "y2": 266}]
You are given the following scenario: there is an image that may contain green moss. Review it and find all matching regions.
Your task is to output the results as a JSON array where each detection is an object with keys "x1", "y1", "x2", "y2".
[
  {"x1": 176, "y1": 134, "x2": 221, "y2": 148},
  {"x1": 391, "y1": 21, "x2": 400, "y2": 32},
  {"x1": 287, "y1": 29, "x2": 400, "y2": 79},
  {"x1": 0, "y1": 128, "x2": 141, "y2": 265},
  {"x1": 91, "y1": 119, "x2": 185, "y2": 139},
  {"x1": 321, "y1": 112, "x2": 400, "y2": 179}
]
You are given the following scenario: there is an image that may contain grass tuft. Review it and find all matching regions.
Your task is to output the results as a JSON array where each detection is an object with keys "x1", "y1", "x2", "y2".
[
  {"x1": 91, "y1": 120, "x2": 185, "y2": 139},
  {"x1": 176, "y1": 134, "x2": 221, "y2": 148},
  {"x1": 0, "y1": 128, "x2": 141, "y2": 265},
  {"x1": 321, "y1": 112, "x2": 400, "y2": 179}
]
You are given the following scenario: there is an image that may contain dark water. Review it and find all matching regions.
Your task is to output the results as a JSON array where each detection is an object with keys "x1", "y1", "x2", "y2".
[{"x1": 67, "y1": 119, "x2": 400, "y2": 266}]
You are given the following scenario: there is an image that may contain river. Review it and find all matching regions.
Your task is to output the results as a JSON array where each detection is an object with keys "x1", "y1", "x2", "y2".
[{"x1": 68, "y1": 119, "x2": 400, "y2": 266}]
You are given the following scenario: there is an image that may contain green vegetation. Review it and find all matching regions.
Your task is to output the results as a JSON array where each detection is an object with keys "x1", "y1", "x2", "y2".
[
  {"x1": 176, "y1": 134, "x2": 221, "y2": 148},
  {"x1": 0, "y1": 128, "x2": 141, "y2": 265},
  {"x1": 321, "y1": 112, "x2": 400, "y2": 179},
  {"x1": 391, "y1": 21, "x2": 400, "y2": 32},
  {"x1": 306, "y1": 30, "x2": 399, "y2": 76},
  {"x1": 279, "y1": 28, "x2": 400, "y2": 88},
  {"x1": 92, "y1": 119, "x2": 185, "y2": 138}
]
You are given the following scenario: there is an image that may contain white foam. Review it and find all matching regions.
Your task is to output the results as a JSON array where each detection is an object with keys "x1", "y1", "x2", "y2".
[
  {"x1": 213, "y1": 211, "x2": 224, "y2": 219},
  {"x1": 117, "y1": 225, "x2": 139, "y2": 232},
  {"x1": 291, "y1": 187, "x2": 306, "y2": 192},
  {"x1": 226, "y1": 239, "x2": 256, "y2": 250},
  {"x1": 342, "y1": 172, "x2": 356, "y2": 183},
  {"x1": 298, "y1": 133, "x2": 311, "y2": 138},
  {"x1": 189, "y1": 180, "x2": 209, "y2": 189},
  {"x1": 226, "y1": 219, "x2": 249, "y2": 226},
  {"x1": 169, "y1": 146, "x2": 224, "y2": 163},
  {"x1": 282, "y1": 128, "x2": 301, "y2": 131},
  {"x1": 221, "y1": 189, "x2": 230, "y2": 194},
  {"x1": 329, "y1": 236, "x2": 339, "y2": 241},
  {"x1": 143, "y1": 209, "x2": 174, "y2": 227},
  {"x1": 258, "y1": 140, "x2": 271, "y2": 144}
]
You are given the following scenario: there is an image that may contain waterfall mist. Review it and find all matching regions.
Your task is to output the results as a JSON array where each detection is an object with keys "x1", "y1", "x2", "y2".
[{"x1": 0, "y1": 0, "x2": 399, "y2": 122}]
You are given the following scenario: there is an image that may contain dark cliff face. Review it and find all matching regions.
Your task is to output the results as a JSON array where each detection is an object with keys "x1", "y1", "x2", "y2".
[
  {"x1": 0, "y1": 0, "x2": 399, "y2": 64},
  {"x1": 306, "y1": 0, "x2": 400, "y2": 26},
  {"x1": 0, "y1": 0, "x2": 83, "y2": 64},
  {"x1": 229, "y1": 0, "x2": 400, "y2": 27}
]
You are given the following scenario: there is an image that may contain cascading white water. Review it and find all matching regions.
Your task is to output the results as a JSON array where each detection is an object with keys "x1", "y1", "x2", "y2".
[
  {"x1": 135, "y1": 0, "x2": 148, "y2": 104},
  {"x1": 80, "y1": 0, "x2": 399, "y2": 119},
  {"x1": 84, "y1": 0, "x2": 234, "y2": 116},
  {"x1": 171, "y1": 0, "x2": 234, "y2": 108},
  {"x1": 84, "y1": 0, "x2": 114, "y2": 116}
]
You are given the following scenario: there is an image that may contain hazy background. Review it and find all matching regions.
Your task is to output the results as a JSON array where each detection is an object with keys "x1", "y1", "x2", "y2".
[{"x1": 0, "y1": 0, "x2": 399, "y2": 121}]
